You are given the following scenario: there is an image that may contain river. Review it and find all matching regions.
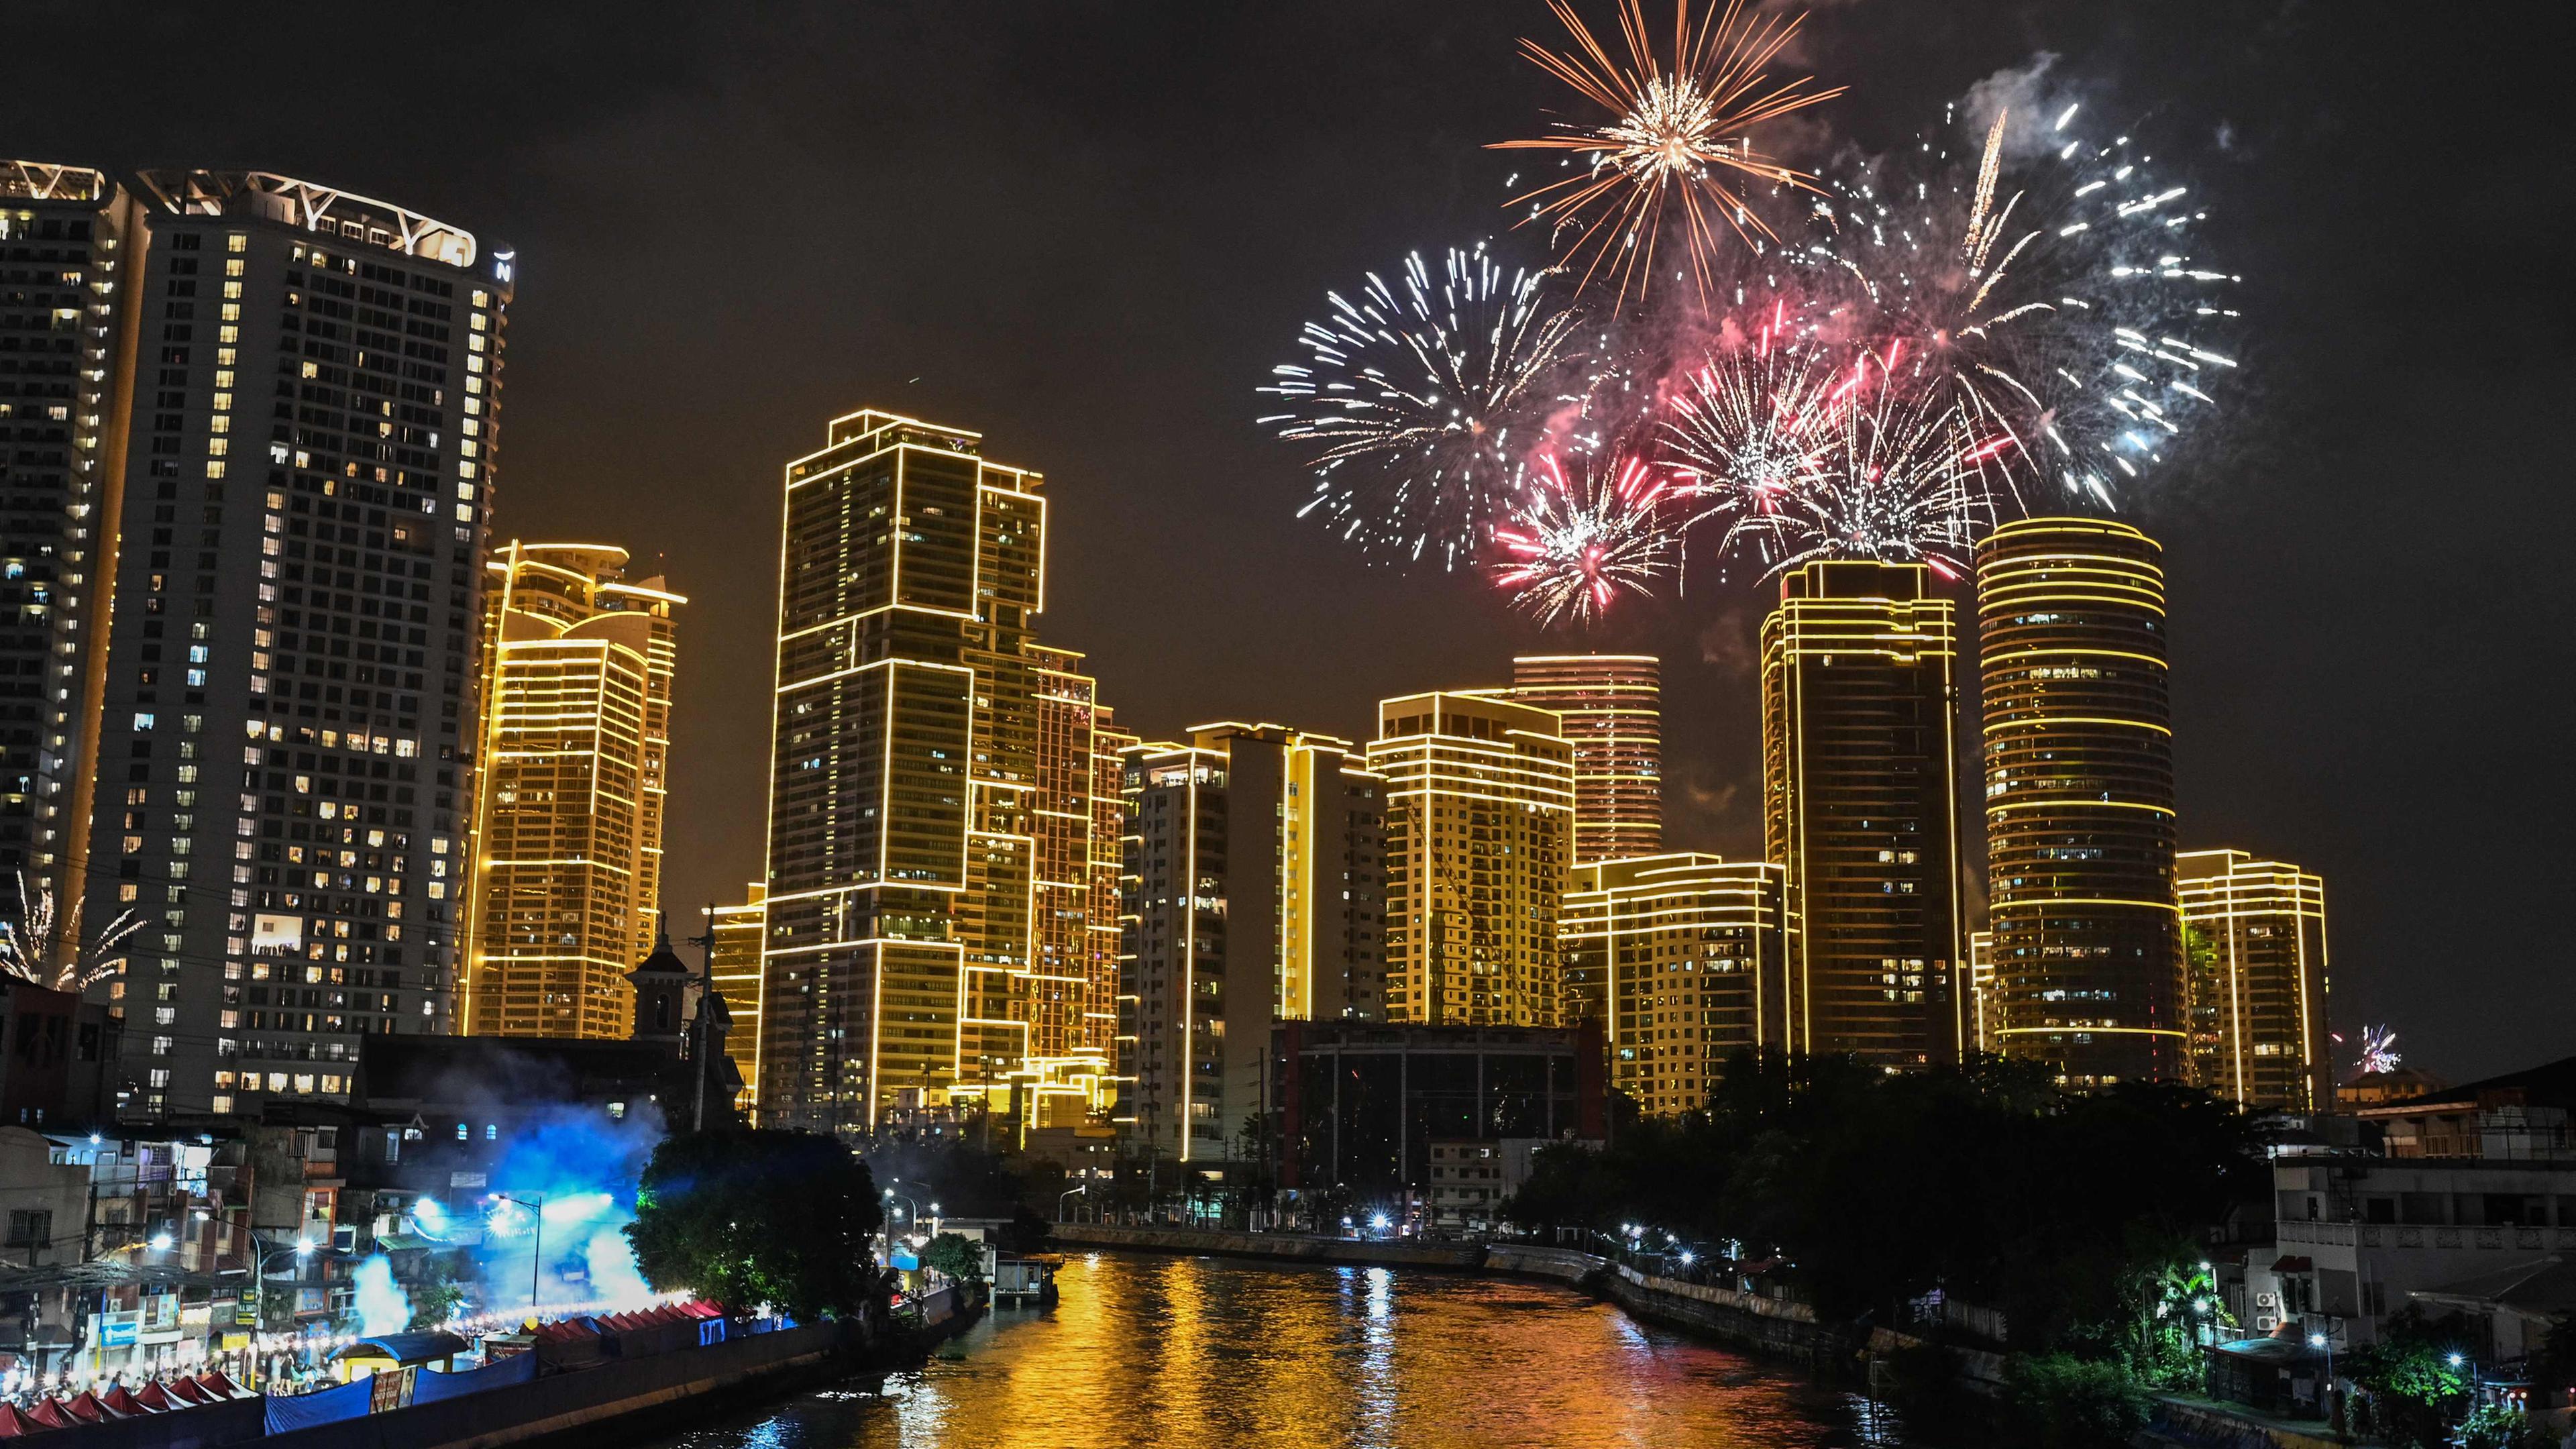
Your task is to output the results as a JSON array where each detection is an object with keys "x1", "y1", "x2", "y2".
[{"x1": 633, "y1": 1252, "x2": 1902, "y2": 1448}]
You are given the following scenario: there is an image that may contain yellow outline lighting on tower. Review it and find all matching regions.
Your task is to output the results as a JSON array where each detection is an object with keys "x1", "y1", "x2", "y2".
[
  {"x1": 1367, "y1": 691, "x2": 1572, "y2": 1027},
  {"x1": 463, "y1": 542, "x2": 682, "y2": 1040},
  {"x1": 1760, "y1": 561, "x2": 1966, "y2": 1067},
  {"x1": 759, "y1": 410, "x2": 1108, "y2": 1134},
  {"x1": 1977, "y1": 517, "x2": 2188, "y2": 1087},
  {"x1": 2179, "y1": 849, "x2": 2330, "y2": 1110}
]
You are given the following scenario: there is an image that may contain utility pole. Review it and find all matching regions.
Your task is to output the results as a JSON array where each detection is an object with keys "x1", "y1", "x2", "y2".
[{"x1": 684, "y1": 902, "x2": 716, "y2": 1135}]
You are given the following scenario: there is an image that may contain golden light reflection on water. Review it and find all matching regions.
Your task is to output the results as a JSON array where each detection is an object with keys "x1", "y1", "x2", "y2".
[{"x1": 647, "y1": 1253, "x2": 1877, "y2": 1449}]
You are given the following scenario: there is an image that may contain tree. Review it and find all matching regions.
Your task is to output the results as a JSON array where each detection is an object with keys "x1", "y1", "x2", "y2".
[
  {"x1": 920, "y1": 1232, "x2": 986, "y2": 1285},
  {"x1": 408, "y1": 1252, "x2": 470, "y2": 1331},
  {"x1": 1998, "y1": 1353, "x2": 2151, "y2": 1448},
  {"x1": 2349, "y1": 1307, "x2": 2473, "y2": 1449},
  {"x1": 626, "y1": 1130, "x2": 886, "y2": 1320}
]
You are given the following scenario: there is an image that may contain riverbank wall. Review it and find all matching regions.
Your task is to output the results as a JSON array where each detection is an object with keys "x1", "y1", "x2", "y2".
[{"x1": 1051, "y1": 1223, "x2": 1851, "y2": 1366}]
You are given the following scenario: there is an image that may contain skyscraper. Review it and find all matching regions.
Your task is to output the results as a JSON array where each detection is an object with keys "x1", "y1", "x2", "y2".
[
  {"x1": 1977, "y1": 517, "x2": 2186, "y2": 1087},
  {"x1": 462, "y1": 542, "x2": 682, "y2": 1040},
  {"x1": 1115, "y1": 724, "x2": 1385, "y2": 1164},
  {"x1": 2178, "y1": 848, "x2": 2330, "y2": 1110},
  {"x1": 1562, "y1": 853, "x2": 1788, "y2": 1114},
  {"x1": 1368, "y1": 692, "x2": 1571, "y2": 1028},
  {"x1": 1086, "y1": 712, "x2": 1136, "y2": 1108},
  {"x1": 2, "y1": 163, "x2": 142, "y2": 919},
  {"x1": 704, "y1": 884, "x2": 765, "y2": 1109},
  {"x1": 1484, "y1": 654, "x2": 1661, "y2": 865},
  {"x1": 1019, "y1": 645, "x2": 1119, "y2": 1126},
  {"x1": 1760, "y1": 561, "x2": 1965, "y2": 1067},
  {"x1": 77, "y1": 169, "x2": 512, "y2": 1118},
  {"x1": 759, "y1": 410, "x2": 1075, "y2": 1134}
]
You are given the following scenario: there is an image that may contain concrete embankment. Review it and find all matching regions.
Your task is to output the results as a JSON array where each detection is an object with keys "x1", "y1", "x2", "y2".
[
  {"x1": 1052, "y1": 1224, "x2": 1849, "y2": 1364},
  {"x1": 1050, "y1": 1222, "x2": 1485, "y2": 1271}
]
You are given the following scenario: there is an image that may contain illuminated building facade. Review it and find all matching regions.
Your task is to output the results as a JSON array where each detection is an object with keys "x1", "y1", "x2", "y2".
[
  {"x1": 462, "y1": 542, "x2": 680, "y2": 1040},
  {"x1": 1760, "y1": 561, "x2": 1966, "y2": 1067},
  {"x1": 1562, "y1": 853, "x2": 1787, "y2": 1115},
  {"x1": 705, "y1": 885, "x2": 765, "y2": 1109},
  {"x1": 1368, "y1": 692, "x2": 1571, "y2": 1028},
  {"x1": 1978, "y1": 517, "x2": 2186, "y2": 1087},
  {"x1": 1015, "y1": 645, "x2": 1119, "y2": 1126},
  {"x1": 1116, "y1": 724, "x2": 1385, "y2": 1164},
  {"x1": 1089, "y1": 711, "x2": 1136, "y2": 1077},
  {"x1": 759, "y1": 410, "x2": 1075, "y2": 1135},
  {"x1": 1970, "y1": 928, "x2": 1993, "y2": 1054},
  {"x1": 75, "y1": 169, "x2": 511, "y2": 1118},
  {"x1": 1, "y1": 163, "x2": 141, "y2": 913},
  {"x1": 2178, "y1": 848, "x2": 2330, "y2": 1110},
  {"x1": 1487, "y1": 653, "x2": 1660, "y2": 864}
]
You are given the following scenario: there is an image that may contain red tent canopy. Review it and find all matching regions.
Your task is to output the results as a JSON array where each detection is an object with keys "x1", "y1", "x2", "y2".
[
  {"x1": 62, "y1": 1391, "x2": 114, "y2": 1424},
  {"x1": 193, "y1": 1370, "x2": 253, "y2": 1401},
  {"x1": 102, "y1": 1386, "x2": 156, "y2": 1416},
  {"x1": 0, "y1": 1401, "x2": 38, "y2": 1437},
  {"x1": 164, "y1": 1377, "x2": 215, "y2": 1405},
  {"x1": 21, "y1": 1399, "x2": 75, "y2": 1430},
  {"x1": 131, "y1": 1381, "x2": 181, "y2": 1412}
]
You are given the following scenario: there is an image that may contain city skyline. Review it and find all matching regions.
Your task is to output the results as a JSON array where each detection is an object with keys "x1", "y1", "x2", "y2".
[{"x1": 3, "y1": 3, "x2": 2558, "y2": 1085}]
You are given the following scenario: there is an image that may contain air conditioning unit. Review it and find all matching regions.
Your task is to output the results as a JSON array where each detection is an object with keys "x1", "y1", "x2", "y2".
[
  {"x1": 2255, "y1": 1316, "x2": 2279, "y2": 1332},
  {"x1": 2255, "y1": 1291, "x2": 2279, "y2": 1309}
]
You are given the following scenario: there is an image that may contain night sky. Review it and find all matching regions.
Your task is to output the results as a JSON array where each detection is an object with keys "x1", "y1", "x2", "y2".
[{"x1": 10, "y1": 2, "x2": 2566, "y2": 1082}]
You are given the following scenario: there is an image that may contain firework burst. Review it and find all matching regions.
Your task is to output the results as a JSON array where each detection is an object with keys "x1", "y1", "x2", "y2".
[
  {"x1": 1491, "y1": 451, "x2": 1676, "y2": 627},
  {"x1": 0, "y1": 872, "x2": 142, "y2": 994},
  {"x1": 1493, "y1": 0, "x2": 1843, "y2": 303},
  {"x1": 2353, "y1": 1025, "x2": 2402, "y2": 1077},
  {"x1": 1259, "y1": 242, "x2": 1587, "y2": 569},
  {"x1": 1724, "y1": 348, "x2": 1996, "y2": 580},
  {"x1": 1799, "y1": 101, "x2": 2241, "y2": 508},
  {"x1": 1662, "y1": 304, "x2": 1854, "y2": 532}
]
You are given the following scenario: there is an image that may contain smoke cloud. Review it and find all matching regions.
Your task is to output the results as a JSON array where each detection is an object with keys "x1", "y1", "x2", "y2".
[{"x1": 353, "y1": 1254, "x2": 412, "y2": 1336}]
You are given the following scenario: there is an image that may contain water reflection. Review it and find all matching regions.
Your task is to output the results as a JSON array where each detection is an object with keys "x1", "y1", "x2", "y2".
[{"x1": 637, "y1": 1253, "x2": 1888, "y2": 1449}]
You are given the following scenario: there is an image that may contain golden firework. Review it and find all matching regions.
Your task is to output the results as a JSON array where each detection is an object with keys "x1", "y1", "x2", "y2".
[{"x1": 1492, "y1": 0, "x2": 1843, "y2": 304}]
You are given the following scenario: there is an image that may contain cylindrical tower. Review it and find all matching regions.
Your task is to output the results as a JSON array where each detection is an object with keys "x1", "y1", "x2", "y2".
[{"x1": 1977, "y1": 518, "x2": 2184, "y2": 1085}]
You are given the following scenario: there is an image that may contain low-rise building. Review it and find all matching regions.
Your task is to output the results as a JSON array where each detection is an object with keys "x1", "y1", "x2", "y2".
[
  {"x1": 2251, "y1": 1054, "x2": 2576, "y2": 1354},
  {"x1": 1266, "y1": 1022, "x2": 1603, "y2": 1227}
]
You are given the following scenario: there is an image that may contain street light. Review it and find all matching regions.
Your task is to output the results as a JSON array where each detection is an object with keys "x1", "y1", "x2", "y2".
[
  {"x1": 246, "y1": 1237, "x2": 317, "y2": 1391},
  {"x1": 486, "y1": 1193, "x2": 545, "y2": 1316},
  {"x1": 1057, "y1": 1185, "x2": 1087, "y2": 1222}
]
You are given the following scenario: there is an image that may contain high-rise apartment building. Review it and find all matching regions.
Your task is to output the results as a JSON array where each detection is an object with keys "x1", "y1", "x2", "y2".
[
  {"x1": 1485, "y1": 654, "x2": 1661, "y2": 864},
  {"x1": 1978, "y1": 518, "x2": 2186, "y2": 1087},
  {"x1": 462, "y1": 542, "x2": 681, "y2": 1040},
  {"x1": 704, "y1": 884, "x2": 765, "y2": 1109},
  {"x1": 70, "y1": 169, "x2": 511, "y2": 1118},
  {"x1": 1368, "y1": 692, "x2": 1571, "y2": 1028},
  {"x1": 1089, "y1": 712, "x2": 1136, "y2": 1081},
  {"x1": 759, "y1": 410, "x2": 1081, "y2": 1135},
  {"x1": 1760, "y1": 561, "x2": 1966, "y2": 1067},
  {"x1": 1562, "y1": 853, "x2": 1788, "y2": 1114},
  {"x1": 1116, "y1": 724, "x2": 1385, "y2": 1163},
  {"x1": 2, "y1": 163, "x2": 142, "y2": 917},
  {"x1": 1018, "y1": 645, "x2": 1120, "y2": 1127},
  {"x1": 2178, "y1": 849, "x2": 2330, "y2": 1110}
]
